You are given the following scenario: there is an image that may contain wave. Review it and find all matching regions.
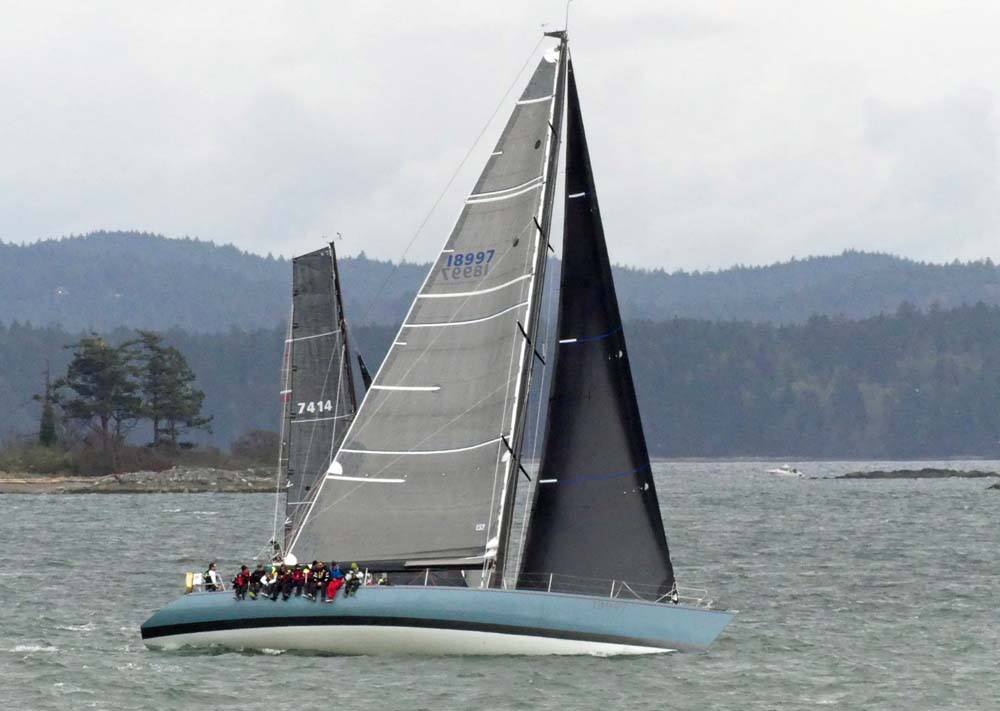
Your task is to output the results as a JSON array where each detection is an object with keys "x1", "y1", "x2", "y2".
[
  {"x1": 54, "y1": 622, "x2": 95, "y2": 632},
  {"x1": 11, "y1": 644, "x2": 59, "y2": 653}
]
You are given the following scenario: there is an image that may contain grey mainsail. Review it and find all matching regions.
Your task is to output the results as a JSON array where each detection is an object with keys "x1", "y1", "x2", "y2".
[
  {"x1": 290, "y1": 43, "x2": 567, "y2": 568},
  {"x1": 282, "y1": 244, "x2": 358, "y2": 546},
  {"x1": 516, "y1": 57, "x2": 676, "y2": 598}
]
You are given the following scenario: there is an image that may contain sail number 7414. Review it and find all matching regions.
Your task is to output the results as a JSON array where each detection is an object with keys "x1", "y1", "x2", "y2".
[{"x1": 297, "y1": 400, "x2": 334, "y2": 414}]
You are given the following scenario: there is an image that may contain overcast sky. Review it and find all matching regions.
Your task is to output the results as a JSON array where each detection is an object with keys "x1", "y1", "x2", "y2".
[{"x1": 2, "y1": 1, "x2": 998, "y2": 270}]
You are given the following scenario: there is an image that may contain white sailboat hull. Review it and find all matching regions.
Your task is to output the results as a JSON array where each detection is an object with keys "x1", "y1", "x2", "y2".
[{"x1": 145, "y1": 623, "x2": 670, "y2": 656}]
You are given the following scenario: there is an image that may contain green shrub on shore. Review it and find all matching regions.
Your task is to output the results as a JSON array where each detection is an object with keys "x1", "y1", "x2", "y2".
[
  {"x1": 0, "y1": 428, "x2": 279, "y2": 476},
  {"x1": 0, "y1": 444, "x2": 74, "y2": 475}
]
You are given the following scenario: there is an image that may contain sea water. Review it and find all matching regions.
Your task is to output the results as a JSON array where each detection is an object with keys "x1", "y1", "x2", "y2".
[{"x1": 2, "y1": 461, "x2": 997, "y2": 710}]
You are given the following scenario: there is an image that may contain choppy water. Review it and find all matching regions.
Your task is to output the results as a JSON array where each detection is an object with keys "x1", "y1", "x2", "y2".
[{"x1": 2, "y1": 460, "x2": 998, "y2": 710}]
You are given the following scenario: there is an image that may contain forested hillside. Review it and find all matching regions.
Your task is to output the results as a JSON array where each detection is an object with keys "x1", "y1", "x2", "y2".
[
  {"x1": 4, "y1": 303, "x2": 1000, "y2": 458},
  {"x1": 3, "y1": 232, "x2": 1000, "y2": 330}
]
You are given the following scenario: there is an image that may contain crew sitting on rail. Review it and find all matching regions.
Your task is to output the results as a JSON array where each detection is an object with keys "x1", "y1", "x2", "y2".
[
  {"x1": 291, "y1": 564, "x2": 306, "y2": 597},
  {"x1": 325, "y1": 562, "x2": 345, "y2": 602},
  {"x1": 266, "y1": 564, "x2": 279, "y2": 598},
  {"x1": 307, "y1": 561, "x2": 329, "y2": 601},
  {"x1": 269, "y1": 564, "x2": 290, "y2": 601},
  {"x1": 204, "y1": 561, "x2": 223, "y2": 591},
  {"x1": 281, "y1": 565, "x2": 295, "y2": 600},
  {"x1": 344, "y1": 562, "x2": 363, "y2": 597},
  {"x1": 249, "y1": 563, "x2": 267, "y2": 599},
  {"x1": 232, "y1": 565, "x2": 250, "y2": 600}
]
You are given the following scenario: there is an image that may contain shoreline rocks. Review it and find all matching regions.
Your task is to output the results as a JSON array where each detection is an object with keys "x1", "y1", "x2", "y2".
[
  {"x1": 839, "y1": 468, "x2": 999, "y2": 480},
  {"x1": 0, "y1": 467, "x2": 276, "y2": 494}
]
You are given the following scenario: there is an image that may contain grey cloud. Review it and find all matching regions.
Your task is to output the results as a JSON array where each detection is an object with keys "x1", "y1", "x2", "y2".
[{"x1": 2, "y1": 2, "x2": 1000, "y2": 269}]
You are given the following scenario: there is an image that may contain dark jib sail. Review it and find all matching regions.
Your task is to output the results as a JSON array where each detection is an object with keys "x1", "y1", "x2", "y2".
[
  {"x1": 283, "y1": 244, "x2": 358, "y2": 546},
  {"x1": 289, "y1": 47, "x2": 565, "y2": 568},
  {"x1": 517, "y1": 58, "x2": 676, "y2": 599}
]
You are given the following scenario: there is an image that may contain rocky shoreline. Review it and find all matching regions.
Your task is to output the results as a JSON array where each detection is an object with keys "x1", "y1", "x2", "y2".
[
  {"x1": 0, "y1": 467, "x2": 276, "y2": 494},
  {"x1": 839, "y1": 467, "x2": 999, "y2": 480}
]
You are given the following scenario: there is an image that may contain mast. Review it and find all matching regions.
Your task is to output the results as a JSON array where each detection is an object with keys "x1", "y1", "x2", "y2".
[
  {"x1": 516, "y1": 54, "x2": 676, "y2": 599},
  {"x1": 271, "y1": 312, "x2": 294, "y2": 546},
  {"x1": 491, "y1": 31, "x2": 569, "y2": 583}
]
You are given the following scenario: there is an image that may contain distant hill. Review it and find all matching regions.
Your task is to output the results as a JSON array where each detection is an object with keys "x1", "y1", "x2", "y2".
[
  {"x1": 3, "y1": 232, "x2": 1000, "y2": 330},
  {"x1": 0, "y1": 232, "x2": 422, "y2": 332}
]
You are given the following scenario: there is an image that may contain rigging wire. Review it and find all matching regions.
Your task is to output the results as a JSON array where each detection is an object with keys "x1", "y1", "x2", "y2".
[
  {"x1": 269, "y1": 306, "x2": 295, "y2": 548},
  {"x1": 354, "y1": 35, "x2": 547, "y2": 326}
]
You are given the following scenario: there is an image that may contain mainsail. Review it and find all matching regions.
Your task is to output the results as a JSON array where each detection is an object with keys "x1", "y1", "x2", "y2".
[
  {"x1": 290, "y1": 42, "x2": 567, "y2": 568},
  {"x1": 516, "y1": 58, "x2": 676, "y2": 597},
  {"x1": 282, "y1": 244, "x2": 358, "y2": 546}
]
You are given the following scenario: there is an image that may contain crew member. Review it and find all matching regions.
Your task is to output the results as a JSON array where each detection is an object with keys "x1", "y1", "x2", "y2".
[
  {"x1": 308, "y1": 561, "x2": 328, "y2": 601},
  {"x1": 204, "y1": 562, "x2": 223, "y2": 592},
  {"x1": 232, "y1": 565, "x2": 250, "y2": 600},
  {"x1": 291, "y1": 564, "x2": 306, "y2": 597},
  {"x1": 249, "y1": 563, "x2": 266, "y2": 599},
  {"x1": 270, "y1": 564, "x2": 290, "y2": 601},
  {"x1": 344, "y1": 562, "x2": 363, "y2": 597},
  {"x1": 325, "y1": 562, "x2": 345, "y2": 602}
]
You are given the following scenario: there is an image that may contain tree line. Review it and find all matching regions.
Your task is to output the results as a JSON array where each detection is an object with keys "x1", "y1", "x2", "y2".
[{"x1": 3, "y1": 302, "x2": 1000, "y2": 461}]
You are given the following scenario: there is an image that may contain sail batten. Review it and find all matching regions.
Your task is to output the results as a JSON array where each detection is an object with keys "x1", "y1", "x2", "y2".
[
  {"x1": 516, "y1": 56, "x2": 676, "y2": 599},
  {"x1": 290, "y1": 45, "x2": 566, "y2": 566}
]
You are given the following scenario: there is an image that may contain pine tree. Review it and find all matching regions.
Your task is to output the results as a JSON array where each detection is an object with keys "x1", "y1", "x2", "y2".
[
  {"x1": 55, "y1": 335, "x2": 142, "y2": 469},
  {"x1": 129, "y1": 331, "x2": 169, "y2": 446},
  {"x1": 38, "y1": 364, "x2": 58, "y2": 447},
  {"x1": 130, "y1": 330, "x2": 212, "y2": 447}
]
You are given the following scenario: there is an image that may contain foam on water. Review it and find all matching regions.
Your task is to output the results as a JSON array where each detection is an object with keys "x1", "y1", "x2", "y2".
[{"x1": 54, "y1": 622, "x2": 96, "y2": 633}]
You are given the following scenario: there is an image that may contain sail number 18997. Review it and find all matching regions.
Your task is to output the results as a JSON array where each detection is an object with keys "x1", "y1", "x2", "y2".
[{"x1": 441, "y1": 249, "x2": 495, "y2": 281}]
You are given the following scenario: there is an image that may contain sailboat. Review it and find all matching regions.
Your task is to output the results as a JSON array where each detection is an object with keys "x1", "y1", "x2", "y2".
[{"x1": 142, "y1": 32, "x2": 733, "y2": 656}]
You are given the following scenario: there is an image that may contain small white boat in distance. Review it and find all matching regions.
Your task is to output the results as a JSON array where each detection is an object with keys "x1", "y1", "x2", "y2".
[{"x1": 766, "y1": 464, "x2": 804, "y2": 477}]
